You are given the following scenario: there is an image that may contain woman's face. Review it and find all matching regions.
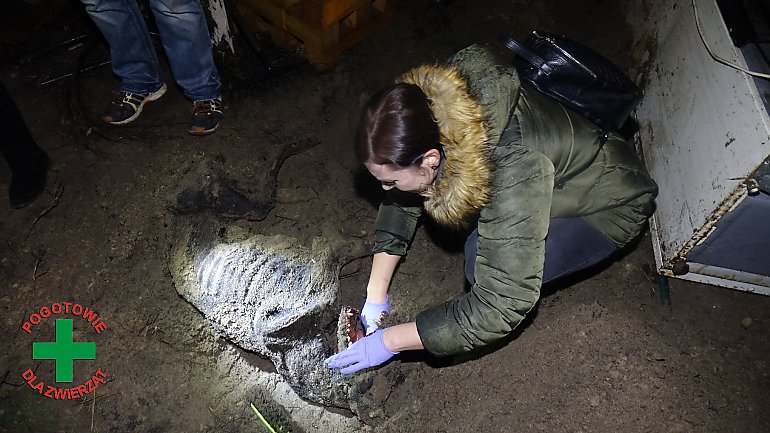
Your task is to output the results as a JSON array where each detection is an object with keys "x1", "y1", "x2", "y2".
[
  {"x1": 365, "y1": 162, "x2": 437, "y2": 193},
  {"x1": 364, "y1": 149, "x2": 442, "y2": 193}
]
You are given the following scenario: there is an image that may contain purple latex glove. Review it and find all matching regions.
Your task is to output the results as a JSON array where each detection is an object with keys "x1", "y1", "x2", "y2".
[
  {"x1": 361, "y1": 296, "x2": 390, "y2": 335},
  {"x1": 325, "y1": 329, "x2": 398, "y2": 374}
]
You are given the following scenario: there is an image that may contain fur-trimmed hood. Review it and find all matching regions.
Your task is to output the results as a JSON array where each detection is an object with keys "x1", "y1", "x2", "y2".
[{"x1": 398, "y1": 64, "x2": 494, "y2": 227}]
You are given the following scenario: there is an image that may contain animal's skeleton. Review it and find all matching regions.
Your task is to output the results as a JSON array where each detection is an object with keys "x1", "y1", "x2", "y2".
[
  {"x1": 336, "y1": 306, "x2": 389, "y2": 351},
  {"x1": 337, "y1": 307, "x2": 365, "y2": 351}
]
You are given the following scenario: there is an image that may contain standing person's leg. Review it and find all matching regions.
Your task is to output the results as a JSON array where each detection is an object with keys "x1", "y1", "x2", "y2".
[
  {"x1": 149, "y1": 0, "x2": 223, "y2": 135},
  {"x1": 0, "y1": 82, "x2": 50, "y2": 208},
  {"x1": 463, "y1": 217, "x2": 617, "y2": 286},
  {"x1": 81, "y1": 0, "x2": 167, "y2": 124}
]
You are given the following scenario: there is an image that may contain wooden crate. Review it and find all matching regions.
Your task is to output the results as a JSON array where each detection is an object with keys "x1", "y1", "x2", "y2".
[{"x1": 236, "y1": 0, "x2": 395, "y2": 69}]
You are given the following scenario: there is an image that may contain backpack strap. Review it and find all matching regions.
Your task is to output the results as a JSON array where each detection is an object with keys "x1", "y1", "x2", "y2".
[{"x1": 499, "y1": 33, "x2": 553, "y2": 75}]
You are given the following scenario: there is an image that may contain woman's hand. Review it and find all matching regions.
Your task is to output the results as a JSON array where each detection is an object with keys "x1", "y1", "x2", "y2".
[
  {"x1": 361, "y1": 296, "x2": 390, "y2": 335},
  {"x1": 325, "y1": 329, "x2": 398, "y2": 374},
  {"x1": 325, "y1": 323, "x2": 425, "y2": 374}
]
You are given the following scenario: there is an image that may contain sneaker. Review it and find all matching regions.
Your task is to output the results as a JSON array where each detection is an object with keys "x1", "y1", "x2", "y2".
[
  {"x1": 101, "y1": 83, "x2": 167, "y2": 125},
  {"x1": 189, "y1": 98, "x2": 223, "y2": 136}
]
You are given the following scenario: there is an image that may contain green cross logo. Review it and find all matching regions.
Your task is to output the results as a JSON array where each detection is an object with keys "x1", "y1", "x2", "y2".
[{"x1": 33, "y1": 319, "x2": 96, "y2": 383}]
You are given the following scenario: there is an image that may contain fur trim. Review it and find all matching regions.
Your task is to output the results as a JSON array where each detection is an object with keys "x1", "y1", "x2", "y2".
[{"x1": 399, "y1": 64, "x2": 493, "y2": 226}]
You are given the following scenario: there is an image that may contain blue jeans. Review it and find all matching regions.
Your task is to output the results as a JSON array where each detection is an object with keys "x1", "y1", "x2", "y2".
[
  {"x1": 81, "y1": 0, "x2": 221, "y2": 101},
  {"x1": 464, "y1": 217, "x2": 617, "y2": 286}
]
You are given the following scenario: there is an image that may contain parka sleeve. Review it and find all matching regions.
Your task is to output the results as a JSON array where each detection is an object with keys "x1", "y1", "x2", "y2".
[
  {"x1": 415, "y1": 146, "x2": 555, "y2": 356},
  {"x1": 371, "y1": 191, "x2": 424, "y2": 256}
]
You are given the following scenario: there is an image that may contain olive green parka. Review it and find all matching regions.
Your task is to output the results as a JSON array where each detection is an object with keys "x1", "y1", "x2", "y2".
[{"x1": 372, "y1": 44, "x2": 658, "y2": 357}]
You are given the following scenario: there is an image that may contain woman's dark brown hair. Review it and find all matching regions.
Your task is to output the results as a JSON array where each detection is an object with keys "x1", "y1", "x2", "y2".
[{"x1": 354, "y1": 83, "x2": 440, "y2": 167}]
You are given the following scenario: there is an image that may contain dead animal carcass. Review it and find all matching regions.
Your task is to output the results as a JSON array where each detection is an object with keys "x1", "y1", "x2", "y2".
[{"x1": 168, "y1": 216, "x2": 366, "y2": 408}]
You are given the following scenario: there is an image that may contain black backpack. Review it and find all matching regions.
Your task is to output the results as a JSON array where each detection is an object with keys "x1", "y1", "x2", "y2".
[{"x1": 500, "y1": 31, "x2": 643, "y2": 132}]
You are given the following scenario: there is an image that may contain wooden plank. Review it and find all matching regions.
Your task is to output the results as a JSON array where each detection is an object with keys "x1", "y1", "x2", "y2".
[
  {"x1": 273, "y1": 0, "x2": 302, "y2": 7},
  {"x1": 301, "y1": 1, "x2": 322, "y2": 27},
  {"x1": 372, "y1": 0, "x2": 392, "y2": 13},
  {"x1": 320, "y1": 0, "x2": 370, "y2": 28},
  {"x1": 305, "y1": 4, "x2": 393, "y2": 69},
  {"x1": 237, "y1": 0, "x2": 395, "y2": 68},
  {"x1": 238, "y1": 0, "x2": 326, "y2": 46},
  {"x1": 295, "y1": 0, "x2": 371, "y2": 28}
]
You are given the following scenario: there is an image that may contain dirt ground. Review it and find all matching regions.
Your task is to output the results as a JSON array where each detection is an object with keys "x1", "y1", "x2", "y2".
[{"x1": 2, "y1": 0, "x2": 770, "y2": 432}]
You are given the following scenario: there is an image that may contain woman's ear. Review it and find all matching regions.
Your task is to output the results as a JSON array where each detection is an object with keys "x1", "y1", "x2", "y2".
[{"x1": 421, "y1": 148, "x2": 442, "y2": 170}]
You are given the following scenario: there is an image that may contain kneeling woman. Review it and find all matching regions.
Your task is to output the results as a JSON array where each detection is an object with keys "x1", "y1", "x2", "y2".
[{"x1": 325, "y1": 44, "x2": 658, "y2": 374}]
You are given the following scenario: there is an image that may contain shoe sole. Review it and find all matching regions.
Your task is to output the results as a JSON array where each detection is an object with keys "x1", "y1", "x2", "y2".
[
  {"x1": 188, "y1": 123, "x2": 219, "y2": 136},
  {"x1": 106, "y1": 83, "x2": 167, "y2": 125}
]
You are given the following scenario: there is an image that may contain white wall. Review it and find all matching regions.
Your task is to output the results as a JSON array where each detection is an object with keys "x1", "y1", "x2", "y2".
[{"x1": 634, "y1": 0, "x2": 770, "y2": 281}]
